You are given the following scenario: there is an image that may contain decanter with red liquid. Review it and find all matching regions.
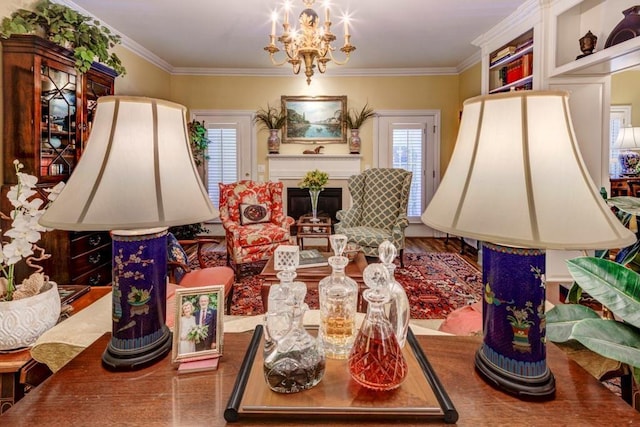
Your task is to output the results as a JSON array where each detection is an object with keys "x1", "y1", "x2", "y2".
[{"x1": 348, "y1": 264, "x2": 408, "y2": 391}]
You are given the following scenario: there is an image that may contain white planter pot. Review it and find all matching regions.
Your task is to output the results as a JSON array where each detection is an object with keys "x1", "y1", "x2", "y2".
[{"x1": 0, "y1": 282, "x2": 60, "y2": 350}]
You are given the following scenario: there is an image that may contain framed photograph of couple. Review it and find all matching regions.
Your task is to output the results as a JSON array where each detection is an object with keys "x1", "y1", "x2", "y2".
[
  {"x1": 172, "y1": 285, "x2": 224, "y2": 364},
  {"x1": 281, "y1": 95, "x2": 347, "y2": 144}
]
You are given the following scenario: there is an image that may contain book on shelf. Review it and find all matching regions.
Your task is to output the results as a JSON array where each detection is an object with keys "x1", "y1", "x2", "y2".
[
  {"x1": 298, "y1": 248, "x2": 328, "y2": 268},
  {"x1": 490, "y1": 45, "x2": 516, "y2": 64}
]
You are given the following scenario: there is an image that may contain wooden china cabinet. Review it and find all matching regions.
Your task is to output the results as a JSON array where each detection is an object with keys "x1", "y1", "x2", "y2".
[{"x1": 1, "y1": 35, "x2": 116, "y2": 287}]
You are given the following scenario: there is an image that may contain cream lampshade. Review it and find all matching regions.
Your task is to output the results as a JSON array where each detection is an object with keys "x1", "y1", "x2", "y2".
[
  {"x1": 613, "y1": 126, "x2": 640, "y2": 176},
  {"x1": 422, "y1": 91, "x2": 635, "y2": 399},
  {"x1": 40, "y1": 96, "x2": 219, "y2": 370}
]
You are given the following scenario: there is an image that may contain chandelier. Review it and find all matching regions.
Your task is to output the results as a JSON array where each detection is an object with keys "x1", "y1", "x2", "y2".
[{"x1": 264, "y1": 0, "x2": 355, "y2": 84}]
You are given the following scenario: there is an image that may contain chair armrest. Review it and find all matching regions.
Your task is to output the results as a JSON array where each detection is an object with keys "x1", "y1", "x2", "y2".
[
  {"x1": 168, "y1": 260, "x2": 193, "y2": 283},
  {"x1": 389, "y1": 215, "x2": 410, "y2": 247},
  {"x1": 282, "y1": 216, "x2": 295, "y2": 231},
  {"x1": 178, "y1": 238, "x2": 221, "y2": 269},
  {"x1": 220, "y1": 219, "x2": 241, "y2": 234},
  {"x1": 395, "y1": 214, "x2": 410, "y2": 230},
  {"x1": 336, "y1": 207, "x2": 361, "y2": 227}
]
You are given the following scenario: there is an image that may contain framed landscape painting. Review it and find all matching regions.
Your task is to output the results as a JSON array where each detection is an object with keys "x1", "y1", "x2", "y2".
[{"x1": 281, "y1": 95, "x2": 347, "y2": 144}]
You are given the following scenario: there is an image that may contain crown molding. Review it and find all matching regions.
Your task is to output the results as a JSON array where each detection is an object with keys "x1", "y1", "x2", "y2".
[
  {"x1": 171, "y1": 66, "x2": 459, "y2": 77},
  {"x1": 472, "y1": 0, "x2": 543, "y2": 48},
  {"x1": 457, "y1": 51, "x2": 481, "y2": 73}
]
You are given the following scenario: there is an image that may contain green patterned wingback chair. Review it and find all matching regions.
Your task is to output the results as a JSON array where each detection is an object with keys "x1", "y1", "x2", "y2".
[{"x1": 334, "y1": 168, "x2": 412, "y2": 266}]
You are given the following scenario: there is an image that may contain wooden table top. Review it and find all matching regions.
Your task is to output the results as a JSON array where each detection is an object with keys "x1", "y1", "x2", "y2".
[{"x1": 2, "y1": 332, "x2": 639, "y2": 426}]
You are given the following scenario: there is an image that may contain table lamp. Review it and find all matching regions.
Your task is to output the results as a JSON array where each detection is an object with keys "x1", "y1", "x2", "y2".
[
  {"x1": 613, "y1": 126, "x2": 640, "y2": 175},
  {"x1": 421, "y1": 91, "x2": 636, "y2": 399},
  {"x1": 39, "y1": 96, "x2": 219, "y2": 371}
]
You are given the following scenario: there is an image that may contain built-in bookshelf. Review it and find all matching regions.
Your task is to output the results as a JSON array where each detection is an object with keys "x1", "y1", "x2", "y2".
[{"x1": 488, "y1": 29, "x2": 534, "y2": 94}]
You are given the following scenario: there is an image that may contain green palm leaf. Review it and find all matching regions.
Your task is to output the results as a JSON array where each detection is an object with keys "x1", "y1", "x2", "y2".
[
  {"x1": 546, "y1": 304, "x2": 600, "y2": 342},
  {"x1": 608, "y1": 196, "x2": 640, "y2": 216},
  {"x1": 567, "y1": 257, "x2": 640, "y2": 329},
  {"x1": 569, "y1": 319, "x2": 640, "y2": 368}
]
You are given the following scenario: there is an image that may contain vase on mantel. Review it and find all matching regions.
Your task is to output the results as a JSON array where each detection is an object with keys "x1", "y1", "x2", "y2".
[
  {"x1": 268, "y1": 129, "x2": 281, "y2": 154},
  {"x1": 349, "y1": 129, "x2": 361, "y2": 154}
]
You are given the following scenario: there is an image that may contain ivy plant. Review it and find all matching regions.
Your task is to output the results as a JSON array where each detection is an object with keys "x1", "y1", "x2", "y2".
[
  {"x1": 0, "y1": 0, "x2": 126, "y2": 76},
  {"x1": 187, "y1": 120, "x2": 210, "y2": 167}
]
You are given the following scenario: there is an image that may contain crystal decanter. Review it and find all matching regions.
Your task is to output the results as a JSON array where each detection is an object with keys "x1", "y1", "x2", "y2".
[
  {"x1": 318, "y1": 234, "x2": 358, "y2": 359},
  {"x1": 263, "y1": 278, "x2": 325, "y2": 393},
  {"x1": 348, "y1": 263, "x2": 408, "y2": 391},
  {"x1": 379, "y1": 240, "x2": 410, "y2": 348}
]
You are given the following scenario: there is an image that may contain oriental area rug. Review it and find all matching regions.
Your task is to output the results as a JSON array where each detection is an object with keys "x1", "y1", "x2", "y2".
[{"x1": 195, "y1": 251, "x2": 483, "y2": 319}]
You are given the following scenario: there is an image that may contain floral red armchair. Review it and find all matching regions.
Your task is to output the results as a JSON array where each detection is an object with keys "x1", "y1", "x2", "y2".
[{"x1": 218, "y1": 181, "x2": 295, "y2": 276}]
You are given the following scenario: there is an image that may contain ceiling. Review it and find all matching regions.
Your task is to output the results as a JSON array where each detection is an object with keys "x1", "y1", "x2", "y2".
[{"x1": 63, "y1": 0, "x2": 528, "y2": 75}]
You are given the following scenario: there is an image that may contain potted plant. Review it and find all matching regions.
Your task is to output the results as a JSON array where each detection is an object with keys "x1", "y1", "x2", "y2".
[
  {"x1": 0, "y1": 161, "x2": 66, "y2": 350},
  {"x1": 546, "y1": 256, "x2": 640, "y2": 384},
  {"x1": 344, "y1": 103, "x2": 375, "y2": 154},
  {"x1": 254, "y1": 104, "x2": 286, "y2": 154},
  {"x1": 0, "y1": 0, "x2": 126, "y2": 76},
  {"x1": 187, "y1": 120, "x2": 210, "y2": 167},
  {"x1": 168, "y1": 120, "x2": 210, "y2": 240}
]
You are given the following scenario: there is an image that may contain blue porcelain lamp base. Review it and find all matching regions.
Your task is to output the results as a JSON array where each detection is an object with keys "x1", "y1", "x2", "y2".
[
  {"x1": 619, "y1": 150, "x2": 640, "y2": 175},
  {"x1": 102, "y1": 227, "x2": 172, "y2": 371},
  {"x1": 474, "y1": 242, "x2": 555, "y2": 399}
]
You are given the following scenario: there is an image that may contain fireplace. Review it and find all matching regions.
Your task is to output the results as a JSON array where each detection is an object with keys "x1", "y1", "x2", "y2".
[
  {"x1": 267, "y1": 154, "x2": 361, "y2": 229},
  {"x1": 287, "y1": 187, "x2": 342, "y2": 222}
]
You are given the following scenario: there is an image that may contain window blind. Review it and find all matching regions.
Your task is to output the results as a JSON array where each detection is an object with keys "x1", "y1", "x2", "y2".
[
  {"x1": 206, "y1": 127, "x2": 237, "y2": 208},
  {"x1": 392, "y1": 127, "x2": 424, "y2": 217}
]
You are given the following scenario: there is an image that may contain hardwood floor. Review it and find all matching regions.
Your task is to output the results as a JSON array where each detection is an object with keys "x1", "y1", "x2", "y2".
[{"x1": 404, "y1": 237, "x2": 479, "y2": 269}]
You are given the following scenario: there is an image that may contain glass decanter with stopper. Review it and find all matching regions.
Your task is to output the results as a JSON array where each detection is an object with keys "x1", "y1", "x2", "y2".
[
  {"x1": 379, "y1": 240, "x2": 410, "y2": 348},
  {"x1": 263, "y1": 274, "x2": 325, "y2": 393},
  {"x1": 348, "y1": 263, "x2": 408, "y2": 391},
  {"x1": 318, "y1": 234, "x2": 358, "y2": 359}
]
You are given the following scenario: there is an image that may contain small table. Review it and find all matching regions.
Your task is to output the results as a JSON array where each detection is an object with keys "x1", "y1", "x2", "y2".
[
  {"x1": 259, "y1": 251, "x2": 368, "y2": 312},
  {"x1": 296, "y1": 214, "x2": 332, "y2": 251},
  {"x1": 0, "y1": 286, "x2": 110, "y2": 414}
]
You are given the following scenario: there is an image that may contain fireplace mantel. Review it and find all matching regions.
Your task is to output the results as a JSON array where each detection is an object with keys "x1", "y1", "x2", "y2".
[{"x1": 268, "y1": 154, "x2": 361, "y2": 181}]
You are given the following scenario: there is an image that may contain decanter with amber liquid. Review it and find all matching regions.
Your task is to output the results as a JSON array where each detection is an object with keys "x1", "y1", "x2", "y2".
[
  {"x1": 379, "y1": 241, "x2": 410, "y2": 348},
  {"x1": 348, "y1": 264, "x2": 408, "y2": 391},
  {"x1": 318, "y1": 234, "x2": 358, "y2": 359}
]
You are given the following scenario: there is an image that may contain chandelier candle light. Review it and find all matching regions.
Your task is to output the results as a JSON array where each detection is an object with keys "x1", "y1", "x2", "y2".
[
  {"x1": 421, "y1": 91, "x2": 636, "y2": 399},
  {"x1": 265, "y1": 0, "x2": 355, "y2": 84}
]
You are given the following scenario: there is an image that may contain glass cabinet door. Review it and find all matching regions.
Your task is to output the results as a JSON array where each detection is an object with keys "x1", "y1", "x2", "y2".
[
  {"x1": 82, "y1": 74, "x2": 113, "y2": 151},
  {"x1": 40, "y1": 64, "x2": 78, "y2": 179}
]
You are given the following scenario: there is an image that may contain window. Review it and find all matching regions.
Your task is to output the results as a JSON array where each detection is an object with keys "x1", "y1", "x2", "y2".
[
  {"x1": 610, "y1": 105, "x2": 632, "y2": 177},
  {"x1": 375, "y1": 111, "x2": 439, "y2": 223},
  {"x1": 191, "y1": 112, "x2": 254, "y2": 213},
  {"x1": 206, "y1": 127, "x2": 237, "y2": 208},
  {"x1": 392, "y1": 127, "x2": 424, "y2": 217}
]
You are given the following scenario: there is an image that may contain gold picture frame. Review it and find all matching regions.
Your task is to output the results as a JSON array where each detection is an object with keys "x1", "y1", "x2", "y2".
[
  {"x1": 281, "y1": 95, "x2": 347, "y2": 144},
  {"x1": 172, "y1": 285, "x2": 224, "y2": 364}
]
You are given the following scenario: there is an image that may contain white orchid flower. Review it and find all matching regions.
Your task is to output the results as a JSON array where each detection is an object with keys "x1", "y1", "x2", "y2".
[
  {"x1": 1, "y1": 162, "x2": 56, "y2": 300},
  {"x1": 2, "y1": 239, "x2": 34, "y2": 265},
  {"x1": 16, "y1": 172, "x2": 38, "y2": 188},
  {"x1": 45, "y1": 181, "x2": 66, "y2": 202}
]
